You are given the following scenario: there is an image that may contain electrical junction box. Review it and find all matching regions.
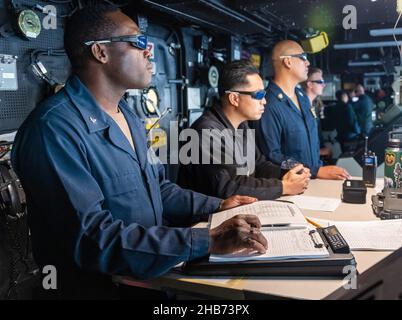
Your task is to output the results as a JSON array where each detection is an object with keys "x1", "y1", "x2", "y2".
[{"x1": 0, "y1": 54, "x2": 18, "y2": 91}]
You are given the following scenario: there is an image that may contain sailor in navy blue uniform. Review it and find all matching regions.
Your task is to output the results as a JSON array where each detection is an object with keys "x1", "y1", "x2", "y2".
[
  {"x1": 255, "y1": 40, "x2": 350, "y2": 180},
  {"x1": 11, "y1": 5, "x2": 267, "y2": 299}
]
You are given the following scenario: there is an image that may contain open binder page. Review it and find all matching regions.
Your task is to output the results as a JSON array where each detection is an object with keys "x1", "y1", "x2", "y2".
[
  {"x1": 209, "y1": 227, "x2": 330, "y2": 262},
  {"x1": 210, "y1": 201, "x2": 308, "y2": 230}
]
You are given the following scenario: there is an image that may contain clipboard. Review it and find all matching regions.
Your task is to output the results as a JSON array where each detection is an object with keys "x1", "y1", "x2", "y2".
[{"x1": 182, "y1": 229, "x2": 357, "y2": 278}]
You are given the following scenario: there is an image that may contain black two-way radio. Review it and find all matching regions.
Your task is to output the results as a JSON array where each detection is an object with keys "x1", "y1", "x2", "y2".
[{"x1": 362, "y1": 136, "x2": 377, "y2": 188}]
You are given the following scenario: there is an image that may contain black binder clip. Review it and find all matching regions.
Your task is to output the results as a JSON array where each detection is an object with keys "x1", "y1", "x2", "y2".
[{"x1": 309, "y1": 230, "x2": 324, "y2": 248}]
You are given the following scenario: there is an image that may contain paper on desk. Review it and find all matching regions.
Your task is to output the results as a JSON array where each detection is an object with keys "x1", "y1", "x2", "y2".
[
  {"x1": 308, "y1": 218, "x2": 402, "y2": 251},
  {"x1": 210, "y1": 227, "x2": 329, "y2": 262},
  {"x1": 375, "y1": 179, "x2": 385, "y2": 194},
  {"x1": 287, "y1": 195, "x2": 341, "y2": 212}
]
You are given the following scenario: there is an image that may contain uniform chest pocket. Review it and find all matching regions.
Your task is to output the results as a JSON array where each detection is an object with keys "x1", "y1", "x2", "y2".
[{"x1": 101, "y1": 172, "x2": 140, "y2": 197}]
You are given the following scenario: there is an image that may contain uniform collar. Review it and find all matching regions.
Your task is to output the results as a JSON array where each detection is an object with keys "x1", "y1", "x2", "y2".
[
  {"x1": 268, "y1": 82, "x2": 310, "y2": 116},
  {"x1": 64, "y1": 75, "x2": 128, "y2": 134},
  {"x1": 268, "y1": 82, "x2": 287, "y2": 102},
  {"x1": 268, "y1": 81, "x2": 306, "y2": 102}
]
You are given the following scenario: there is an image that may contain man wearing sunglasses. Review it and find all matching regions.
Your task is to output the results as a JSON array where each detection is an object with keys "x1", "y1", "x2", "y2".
[
  {"x1": 303, "y1": 67, "x2": 326, "y2": 107},
  {"x1": 302, "y1": 67, "x2": 342, "y2": 161},
  {"x1": 11, "y1": 5, "x2": 268, "y2": 299},
  {"x1": 178, "y1": 60, "x2": 310, "y2": 200},
  {"x1": 255, "y1": 40, "x2": 350, "y2": 180}
]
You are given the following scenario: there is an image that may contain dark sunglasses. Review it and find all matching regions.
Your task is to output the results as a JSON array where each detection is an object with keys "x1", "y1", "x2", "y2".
[
  {"x1": 225, "y1": 90, "x2": 267, "y2": 100},
  {"x1": 84, "y1": 34, "x2": 148, "y2": 50},
  {"x1": 310, "y1": 79, "x2": 326, "y2": 85},
  {"x1": 279, "y1": 52, "x2": 308, "y2": 62}
]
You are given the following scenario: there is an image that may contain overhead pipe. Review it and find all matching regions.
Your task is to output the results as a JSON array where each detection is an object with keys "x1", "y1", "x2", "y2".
[
  {"x1": 198, "y1": 0, "x2": 245, "y2": 23},
  {"x1": 143, "y1": 0, "x2": 234, "y2": 34},
  {"x1": 198, "y1": 0, "x2": 273, "y2": 33},
  {"x1": 144, "y1": 0, "x2": 273, "y2": 35},
  {"x1": 241, "y1": 3, "x2": 295, "y2": 31}
]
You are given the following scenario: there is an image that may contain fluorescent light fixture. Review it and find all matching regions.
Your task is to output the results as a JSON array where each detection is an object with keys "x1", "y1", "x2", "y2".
[
  {"x1": 364, "y1": 72, "x2": 387, "y2": 76},
  {"x1": 370, "y1": 28, "x2": 402, "y2": 37},
  {"x1": 348, "y1": 60, "x2": 383, "y2": 67},
  {"x1": 334, "y1": 41, "x2": 402, "y2": 49}
]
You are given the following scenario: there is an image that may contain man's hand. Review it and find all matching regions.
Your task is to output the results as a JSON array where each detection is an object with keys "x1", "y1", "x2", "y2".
[
  {"x1": 219, "y1": 195, "x2": 257, "y2": 211},
  {"x1": 282, "y1": 164, "x2": 311, "y2": 195},
  {"x1": 209, "y1": 214, "x2": 268, "y2": 254},
  {"x1": 317, "y1": 166, "x2": 351, "y2": 180}
]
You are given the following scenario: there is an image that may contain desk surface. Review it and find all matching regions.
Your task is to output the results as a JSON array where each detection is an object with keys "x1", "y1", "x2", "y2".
[{"x1": 115, "y1": 178, "x2": 391, "y2": 300}]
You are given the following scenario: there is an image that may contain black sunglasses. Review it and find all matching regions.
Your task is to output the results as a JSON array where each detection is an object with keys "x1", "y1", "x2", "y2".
[
  {"x1": 84, "y1": 35, "x2": 148, "y2": 50},
  {"x1": 310, "y1": 79, "x2": 326, "y2": 85},
  {"x1": 279, "y1": 52, "x2": 308, "y2": 62},
  {"x1": 225, "y1": 90, "x2": 267, "y2": 100}
]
